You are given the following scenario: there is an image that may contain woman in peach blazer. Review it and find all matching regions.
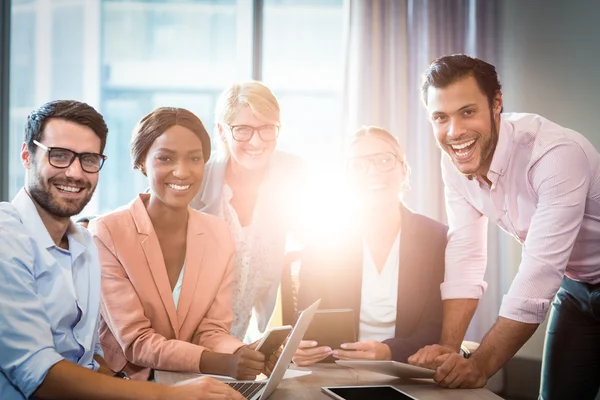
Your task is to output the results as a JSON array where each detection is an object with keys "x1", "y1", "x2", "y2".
[{"x1": 89, "y1": 107, "x2": 266, "y2": 381}]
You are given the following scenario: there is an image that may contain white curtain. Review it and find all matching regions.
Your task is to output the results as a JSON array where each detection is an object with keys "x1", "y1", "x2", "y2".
[{"x1": 340, "y1": 0, "x2": 504, "y2": 392}]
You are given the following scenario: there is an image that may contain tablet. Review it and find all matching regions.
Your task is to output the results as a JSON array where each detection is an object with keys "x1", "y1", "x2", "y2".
[
  {"x1": 335, "y1": 360, "x2": 435, "y2": 379},
  {"x1": 302, "y1": 309, "x2": 356, "y2": 363},
  {"x1": 322, "y1": 385, "x2": 419, "y2": 400}
]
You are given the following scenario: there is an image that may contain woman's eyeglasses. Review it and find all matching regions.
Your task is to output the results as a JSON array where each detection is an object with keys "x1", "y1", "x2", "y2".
[
  {"x1": 347, "y1": 152, "x2": 402, "y2": 174},
  {"x1": 228, "y1": 124, "x2": 280, "y2": 142}
]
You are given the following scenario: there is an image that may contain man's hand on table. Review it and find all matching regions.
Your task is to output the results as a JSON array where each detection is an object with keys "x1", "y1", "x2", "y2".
[
  {"x1": 431, "y1": 353, "x2": 487, "y2": 388},
  {"x1": 408, "y1": 344, "x2": 456, "y2": 370},
  {"x1": 409, "y1": 344, "x2": 488, "y2": 389},
  {"x1": 171, "y1": 376, "x2": 246, "y2": 399}
]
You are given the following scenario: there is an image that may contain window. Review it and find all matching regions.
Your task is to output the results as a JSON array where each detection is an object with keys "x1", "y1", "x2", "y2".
[
  {"x1": 8, "y1": 0, "x2": 344, "y2": 216},
  {"x1": 262, "y1": 0, "x2": 344, "y2": 161}
]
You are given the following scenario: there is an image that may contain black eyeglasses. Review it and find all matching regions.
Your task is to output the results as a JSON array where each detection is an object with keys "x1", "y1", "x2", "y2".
[
  {"x1": 347, "y1": 152, "x2": 402, "y2": 174},
  {"x1": 33, "y1": 140, "x2": 107, "y2": 173},
  {"x1": 228, "y1": 124, "x2": 280, "y2": 142}
]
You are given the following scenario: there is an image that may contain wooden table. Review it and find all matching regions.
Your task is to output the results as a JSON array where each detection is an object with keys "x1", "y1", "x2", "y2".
[{"x1": 156, "y1": 364, "x2": 504, "y2": 400}]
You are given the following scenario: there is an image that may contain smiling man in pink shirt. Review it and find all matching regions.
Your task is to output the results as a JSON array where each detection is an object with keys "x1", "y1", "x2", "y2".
[{"x1": 407, "y1": 54, "x2": 600, "y2": 400}]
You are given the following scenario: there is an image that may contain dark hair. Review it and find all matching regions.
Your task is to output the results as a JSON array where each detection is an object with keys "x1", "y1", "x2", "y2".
[
  {"x1": 24, "y1": 100, "x2": 108, "y2": 154},
  {"x1": 131, "y1": 107, "x2": 211, "y2": 171},
  {"x1": 421, "y1": 54, "x2": 502, "y2": 108}
]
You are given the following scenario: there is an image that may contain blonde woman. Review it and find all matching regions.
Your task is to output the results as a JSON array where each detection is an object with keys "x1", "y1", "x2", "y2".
[
  {"x1": 294, "y1": 126, "x2": 447, "y2": 365},
  {"x1": 190, "y1": 82, "x2": 303, "y2": 342}
]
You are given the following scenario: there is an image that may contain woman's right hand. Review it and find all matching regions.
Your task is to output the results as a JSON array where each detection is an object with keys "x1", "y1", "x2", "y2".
[
  {"x1": 292, "y1": 340, "x2": 333, "y2": 366},
  {"x1": 167, "y1": 376, "x2": 246, "y2": 400},
  {"x1": 200, "y1": 348, "x2": 265, "y2": 380},
  {"x1": 228, "y1": 346, "x2": 265, "y2": 380}
]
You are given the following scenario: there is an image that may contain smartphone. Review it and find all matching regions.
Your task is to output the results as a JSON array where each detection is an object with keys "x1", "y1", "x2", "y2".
[{"x1": 255, "y1": 325, "x2": 292, "y2": 359}]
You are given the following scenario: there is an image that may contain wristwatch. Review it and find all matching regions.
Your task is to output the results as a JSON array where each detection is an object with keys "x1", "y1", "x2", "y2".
[{"x1": 113, "y1": 371, "x2": 130, "y2": 380}]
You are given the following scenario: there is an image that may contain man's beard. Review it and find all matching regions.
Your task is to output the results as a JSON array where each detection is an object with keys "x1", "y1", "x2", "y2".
[
  {"x1": 480, "y1": 109, "x2": 499, "y2": 167},
  {"x1": 28, "y1": 163, "x2": 95, "y2": 218},
  {"x1": 460, "y1": 109, "x2": 499, "y2": 180}
]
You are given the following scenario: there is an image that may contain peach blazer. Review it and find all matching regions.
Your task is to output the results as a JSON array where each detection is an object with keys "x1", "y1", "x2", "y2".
[{"x1": 89, "y1": 194, "x2": 244, "y2": 380}]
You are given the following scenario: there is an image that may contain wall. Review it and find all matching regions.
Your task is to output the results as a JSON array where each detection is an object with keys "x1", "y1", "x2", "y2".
[
  {"x1": 499, "y1": 1, "x2": 600, "y2": 398},
  {"x1": 500, "y1": 0, "x2": 600, "y2": 360}
]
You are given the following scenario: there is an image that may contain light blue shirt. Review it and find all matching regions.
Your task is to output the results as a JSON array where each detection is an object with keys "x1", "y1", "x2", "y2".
[{"x1": 0, "y1": 189, "x2": 103, "y2": 400}]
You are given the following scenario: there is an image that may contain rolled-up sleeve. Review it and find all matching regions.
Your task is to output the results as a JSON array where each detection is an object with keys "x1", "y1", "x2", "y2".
[
  {"x1": 499, "y1": 142, "x2": 590, "y2": 323},
  {"x1": 440, "y1": 156, "x2": 489, "y2": 300},
  {"x1": 89, "y1": 318, "x2": 104, "y2": 371},
  {"x1": 0, "y1": 226, "x2": 64, "y2": 398}
]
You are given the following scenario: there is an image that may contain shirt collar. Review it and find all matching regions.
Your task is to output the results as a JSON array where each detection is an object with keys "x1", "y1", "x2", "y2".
[
  {"x1": 11, "y1": 188, "x2": 90, "y2": 252},
  {"x1": 486, "y1": 114, "x2": 515, "y2": 183}
]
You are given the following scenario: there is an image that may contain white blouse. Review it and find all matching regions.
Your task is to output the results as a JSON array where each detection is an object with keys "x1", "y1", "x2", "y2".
[
  {"x1": 359, "y1": 233, "x2": 400, "y2": 342},
  {"x1": 172, "y1": 263, "x2": 185, "y2": 309},
  {"x1": 221, "y1": 183, "x2": 281, "y2": 342},
  {"x1": 190, "y1": 150, "x2": 304, "y2": 342}
]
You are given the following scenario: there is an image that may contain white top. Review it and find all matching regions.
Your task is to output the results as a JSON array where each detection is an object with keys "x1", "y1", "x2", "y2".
[
  {"x1": 221, "y1": 183, "x2": 280, "y2": 341},
  {"x1": 190, "y1": 151, "x2": 303, "y2": 342},
  {"x1": 172, "y1": 264, "x2": 185, "y2": 309},
  {"x1": 359, "y1": 232, "x2": 400, "y2": 342}
]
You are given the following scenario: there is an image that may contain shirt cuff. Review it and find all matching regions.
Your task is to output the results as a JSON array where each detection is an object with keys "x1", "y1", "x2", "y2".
[
  {"x1": 440, "y1": 279, "x2": 487, "y2": 300},
  {"x1": 12, "y1": 347, "x2": 64, "y2": 398},
  {"x1": 499, "y1": 295, "x2": 551, "y2": 324},
  {"x1": 94, "y1": 344, "x2": 104, "y2": 359}
]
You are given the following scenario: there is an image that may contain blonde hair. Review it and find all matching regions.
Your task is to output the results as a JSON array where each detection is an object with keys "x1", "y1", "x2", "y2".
[
  {"x1": 349, "y1": 126, "x2": 411, "y2": 192},
  {"x1": 215, "y1": 81, "x2": 281, "y2": 126}
]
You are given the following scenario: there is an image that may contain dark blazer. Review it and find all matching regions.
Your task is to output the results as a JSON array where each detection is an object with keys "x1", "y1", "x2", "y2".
[{"x1": 297, "y1": 204, "x2": 447, "y2": 362}]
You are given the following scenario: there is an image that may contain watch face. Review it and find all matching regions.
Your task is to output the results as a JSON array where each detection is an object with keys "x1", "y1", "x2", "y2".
[{"x1": 114, "y1": 371, "x2": 130, "y2": 380}]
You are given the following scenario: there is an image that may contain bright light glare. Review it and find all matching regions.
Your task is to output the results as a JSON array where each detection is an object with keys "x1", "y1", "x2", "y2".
[{"x1": 292, "y1": 154, "x2": 361, "y2": 245}]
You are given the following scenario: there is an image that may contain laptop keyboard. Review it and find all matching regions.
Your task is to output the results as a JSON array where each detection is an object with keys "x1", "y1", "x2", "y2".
[{"x1": 226, "y1": 381, "x2": 266, "y2": 399}]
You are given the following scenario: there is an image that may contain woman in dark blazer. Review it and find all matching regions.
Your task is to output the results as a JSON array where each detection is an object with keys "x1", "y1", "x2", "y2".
[{"x1": 293, "y1": 126, "x2": 447, "y2": 366}]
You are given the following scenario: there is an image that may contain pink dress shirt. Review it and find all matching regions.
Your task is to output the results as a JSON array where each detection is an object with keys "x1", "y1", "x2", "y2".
[{"x1": 441, "y1": 113, "x2": 600, "y2": 324}]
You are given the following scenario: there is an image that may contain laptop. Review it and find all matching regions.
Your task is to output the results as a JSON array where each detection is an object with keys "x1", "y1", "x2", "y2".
[{"x1": 225, "y1": 299, "x2": 321, "y2": 399}]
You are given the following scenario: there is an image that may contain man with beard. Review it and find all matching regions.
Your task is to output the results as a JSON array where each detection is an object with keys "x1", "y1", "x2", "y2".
[
  {"x1": 407, "y1": 55, "x2": 600, "y2": 400},
  {"x1": 0, "y1": 100, "x2": 244, "y2": 400}
]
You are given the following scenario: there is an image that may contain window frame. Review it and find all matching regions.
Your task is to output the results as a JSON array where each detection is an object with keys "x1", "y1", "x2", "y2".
[{"x1": 0, "y1": 0, "x2": 10, "y2": 202}]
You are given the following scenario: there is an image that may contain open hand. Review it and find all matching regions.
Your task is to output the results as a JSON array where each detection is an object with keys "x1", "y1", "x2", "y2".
[
  {"x1": 332, "y1": 341, "x2": 391, "y2": 360},
  {"x1": 292, "y1": 340, "x2": 332, "y2": 366}
]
